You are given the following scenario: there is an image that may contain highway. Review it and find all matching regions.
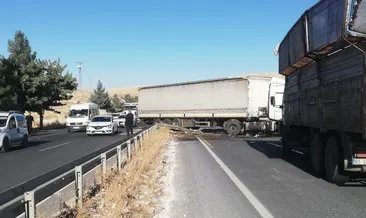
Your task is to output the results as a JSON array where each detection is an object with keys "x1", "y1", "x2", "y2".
[
  {"x1": 0, "y1": 127, "x2": 142, "y2": 193},
  {"x1": 164, "y1": 134, "x2": 366, "y2": 218}
]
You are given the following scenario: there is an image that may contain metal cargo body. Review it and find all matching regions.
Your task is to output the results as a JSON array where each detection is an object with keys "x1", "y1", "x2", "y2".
[
  {"x1": 283, "y1": 42, "x2": 365, "y2": 133},
  {"x1": 279, "y1": 14, "x2": 308, "y2": 75},
  {"x1": 279, "y1": 0, "x2": 366, "y2": 76},
  {"x1": 138, "y1": 78, "x2": 249, "y2": 119}
]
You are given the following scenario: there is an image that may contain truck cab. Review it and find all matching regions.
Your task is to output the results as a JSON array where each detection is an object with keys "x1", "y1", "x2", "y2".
[{"x1": 268, "y1": 78, "x2": 285, "y2": 121}]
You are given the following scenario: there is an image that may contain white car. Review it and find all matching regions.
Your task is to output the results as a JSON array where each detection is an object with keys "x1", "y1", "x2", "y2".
[
  {"x1": 86, "y1": 115, "x2": 118, "y2": 136},
  {"x1": 0, "y1": 111, "x2": 29, "y2": 152},
  {"x1": 114, "y1": 115, "x2": 126, "y2": 127}
]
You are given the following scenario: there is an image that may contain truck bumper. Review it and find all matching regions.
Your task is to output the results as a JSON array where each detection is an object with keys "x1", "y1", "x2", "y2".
[{"x1": 344, "y1": 159, "x2": 366, "y2": 172}]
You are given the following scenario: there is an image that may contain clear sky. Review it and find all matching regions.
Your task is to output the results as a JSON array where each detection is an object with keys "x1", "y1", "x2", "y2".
[{"x1": 0, "y1": 0, "x2": 317, "y2": 88}]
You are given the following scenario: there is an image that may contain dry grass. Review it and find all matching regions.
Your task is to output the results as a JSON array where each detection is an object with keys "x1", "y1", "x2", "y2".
[{"x1": 78, "y1": 127, "x2": 171, "y2": 218}]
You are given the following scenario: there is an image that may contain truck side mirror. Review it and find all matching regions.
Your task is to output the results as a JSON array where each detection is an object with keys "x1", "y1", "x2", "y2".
[{"x1": 270, "y1": 96, "x2": 275, "y2": 106}]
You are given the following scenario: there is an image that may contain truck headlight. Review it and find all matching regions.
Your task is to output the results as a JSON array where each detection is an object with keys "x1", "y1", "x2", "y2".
[{"x1": 107, "y1": 124, "x2": 112, "y2": 128}]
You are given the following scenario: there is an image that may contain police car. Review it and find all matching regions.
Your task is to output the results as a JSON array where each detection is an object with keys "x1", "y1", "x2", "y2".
[{"x1": 0, "y1": 111, "x2": 29, "y2": 152}]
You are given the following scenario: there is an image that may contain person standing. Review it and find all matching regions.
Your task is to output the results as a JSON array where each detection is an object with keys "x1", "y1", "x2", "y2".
[
  {"x1": 26, "y1": 112, "x2": 34, "y2": 135},
  {"x1": 125, "y1": 110, "x2": 134, "y2": 136}
]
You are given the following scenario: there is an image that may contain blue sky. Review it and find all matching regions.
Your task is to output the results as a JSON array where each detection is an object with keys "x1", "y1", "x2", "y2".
[{"x1": 0, "y1": 0, "x2": 317, "y2": 88}]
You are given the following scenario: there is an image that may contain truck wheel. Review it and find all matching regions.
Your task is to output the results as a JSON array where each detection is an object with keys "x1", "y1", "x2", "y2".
[
  {"x1": 1, "y1": 138, "x2": 10, "y2": 152},
  {"x1": 324, "y1": 137, "x2": 349, "y2": 185},
  {"x1": 154, "y1": 119, "x2": 162, "y2": 124},
  {"x1": 172, "y1": 119, "x2": 179, "y2": 126},
  {"x1": 163, "y1": 119, "x2": 172, "y2": 125},
  {"x1": 311, "y1": 134, "x2": 324, "y2": 175},
  {"x1": 281, "y1": 137, "x2": 291, "y2": 159},
  {"x1": 225, "y1": 119, "x2": 241, "y2": 136}
]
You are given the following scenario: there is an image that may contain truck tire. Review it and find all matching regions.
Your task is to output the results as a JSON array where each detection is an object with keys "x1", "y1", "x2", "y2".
[
  {"x1": 172, "y1": 119, "x2": 179, "y2": 126},
  {"x1": 280, "y1": 124, "x2": 291, "y2": 159},
  {"x1": 311, "y1": 134, "x2": 325, "y2": 175},
  {"x1": 324, "y1": 136, "x2": 349, "y2": 185},
  {"x1": 225, "y1": 119, "x2": 241, "y2": 136},
  {"x1": 163, "y1": 119, "x2": 172, "y2": 125},
  {"x1": 281, "y1": 137, "x2": 291, "y2": 159}
]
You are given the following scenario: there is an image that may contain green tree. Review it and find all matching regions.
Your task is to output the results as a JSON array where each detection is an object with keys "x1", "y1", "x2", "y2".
[
  {"x1": 8, "y1": 30, "x2": 36, "y2": 66},
  {"x1": 5, "y1": 31, "x2": 78, "y2": 128},
  {"x1": 0, "y1": 57, "x2": 21, "y2": 111},
  {"x1": 23, "y1": 59, "x2": 77, "y2": 128},
  {"x1": 89, "y1": 80, "x2": 111, "y2": 110},
  {"x1": 123, "y1": 93, "x2": 138, "y2": 102},
  {"x1": 111, "y1": 94, "x2": 124, "y2": 112}
]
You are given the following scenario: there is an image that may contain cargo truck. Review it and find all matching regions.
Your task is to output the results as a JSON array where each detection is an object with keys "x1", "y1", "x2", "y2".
[
  {"x1": 138, "y1": 76, "x2": 285, "y2": 135},
  {"x1": 279, "y1": 0, "x2": 366, "y2": 184}
]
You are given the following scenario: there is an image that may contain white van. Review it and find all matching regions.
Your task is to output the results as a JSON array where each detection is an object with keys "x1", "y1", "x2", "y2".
[{"x1": 66, "y1": 103, "x2": 99, "y2": 132}]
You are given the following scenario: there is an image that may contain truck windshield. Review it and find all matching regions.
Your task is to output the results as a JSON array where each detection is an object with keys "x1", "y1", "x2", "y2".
[
  {"x1": 92, "y1": 116, "x2": 111, "y2": 122},
  {"x1": 0, "y1": 116, "x2": 7, "y2": 127},
  {"x1": 68, "y1": 109, "x2": 88, "y2": 117}
]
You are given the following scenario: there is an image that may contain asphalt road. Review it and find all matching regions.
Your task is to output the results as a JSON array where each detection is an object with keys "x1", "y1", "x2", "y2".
[
  {"x1": 163, "y1": 139, "x2": 261, "y2": 217},
  {"x1": 164, "y1": 134, "x2": 366, "y2": 218},
  {"x1": 203, "y1": 135, "x2": 366, "y2": 218},
  {"x1": 0, "y1": 127, "x2": 142, "y2": 192}
]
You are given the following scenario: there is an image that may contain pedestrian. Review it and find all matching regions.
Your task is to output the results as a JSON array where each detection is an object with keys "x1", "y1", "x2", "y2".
[
  {"x1": 125, "y1": 110, "x2": 134, "y2": 136},
  {"x1": 25, "y1": 112, "x2": 34, "y2": 136}
]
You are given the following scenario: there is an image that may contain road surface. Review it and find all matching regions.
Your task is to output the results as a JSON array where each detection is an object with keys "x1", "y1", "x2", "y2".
[
  {"x1": 0, "y1": 127, "x2": 142, "y2": 193},
  {"x1": 163, "y1": 134, "x2": 366, "y2": 218}
]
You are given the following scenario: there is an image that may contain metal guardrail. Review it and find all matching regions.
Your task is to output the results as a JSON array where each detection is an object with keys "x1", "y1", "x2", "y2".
[{"x1": 0, "y1": 125, "x2": 158, "y2": 218}]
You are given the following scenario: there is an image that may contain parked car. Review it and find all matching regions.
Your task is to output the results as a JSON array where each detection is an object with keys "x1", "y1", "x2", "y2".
[
  {"x1": 86, "y1": 115, "x2": 118, "y2": 136},
  {"x1": 114, "y1": 115, "x2": 126, "y2": 127},
  {"x1": 0, "y1": 111, "x2": 29, "y2": 152}
]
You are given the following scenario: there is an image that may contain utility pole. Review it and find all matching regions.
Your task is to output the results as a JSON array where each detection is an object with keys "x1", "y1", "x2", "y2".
[
  {"x1": 77, "y1": 61, "x2": 83, "y2": 89},
  {"x1": 89, "y1": 78, "x2": 92, "y2": 89}
]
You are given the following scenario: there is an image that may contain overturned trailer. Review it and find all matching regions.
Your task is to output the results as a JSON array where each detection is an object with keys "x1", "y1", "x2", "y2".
[
  {"x1": 138, "y1": 76, "x2": 284, "y2": 135},
  {"x1": 279, "y1": 0, "x2": 366, "y2": 76}
]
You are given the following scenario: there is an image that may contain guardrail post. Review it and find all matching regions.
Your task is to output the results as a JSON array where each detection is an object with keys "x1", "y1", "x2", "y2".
[
  {"x1": 141, "y1": 132, "x2": 144, "y2": 147},
  {"x1": 139, "y1": 134, "x2": 142, "y2": 148},
  {"x1": 24, "y1": 191, "x2": 35, "y2": 218},
  {"x1": 127, "y1": 141, "x2": 131, "y2": 161},
  {"x1": 117, "y1": 145, "x2": 122, "y2": 171},
  {"x1": 75, "y1": 166, "x2": 83, "y2": 208},
  {"x1": 101, "y1": 153, "x2": 107, "y2": 182},
  {"x1": 134, "y1": 136, "x2": 138, "y2": 151}
]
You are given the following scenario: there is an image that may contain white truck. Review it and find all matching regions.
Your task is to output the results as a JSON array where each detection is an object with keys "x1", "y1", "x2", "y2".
[
  {"x1": 138, "y1": 75, "x2": 285, "y2": 135},
  {"x1": 121, "y1": 102, "x2": 138, "y2": 126}
]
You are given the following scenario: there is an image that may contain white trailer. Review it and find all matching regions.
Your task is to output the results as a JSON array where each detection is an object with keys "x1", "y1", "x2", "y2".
[{"x1": 138, "y1": 76, "x2": 284, "y2": 135}]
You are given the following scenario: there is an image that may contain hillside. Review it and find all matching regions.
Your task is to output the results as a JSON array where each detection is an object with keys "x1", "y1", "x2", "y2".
[{"x1": 33, "y1": 87, "x2": 139, "y2": 127}]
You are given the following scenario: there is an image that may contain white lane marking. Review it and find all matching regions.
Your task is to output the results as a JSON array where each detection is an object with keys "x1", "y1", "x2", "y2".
[
  {"x1": 267, "y1": 142, "x2": 283, "y2": 148},
  {"x1": 291, "y1": 149, "x2": 304, "y2": 155},
  {"x1": 39, "y1": 142, "x2": 71, "y2": 152},
  {"x1": 197, "y1": 136, "x2": 274, "y2": 218}
]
